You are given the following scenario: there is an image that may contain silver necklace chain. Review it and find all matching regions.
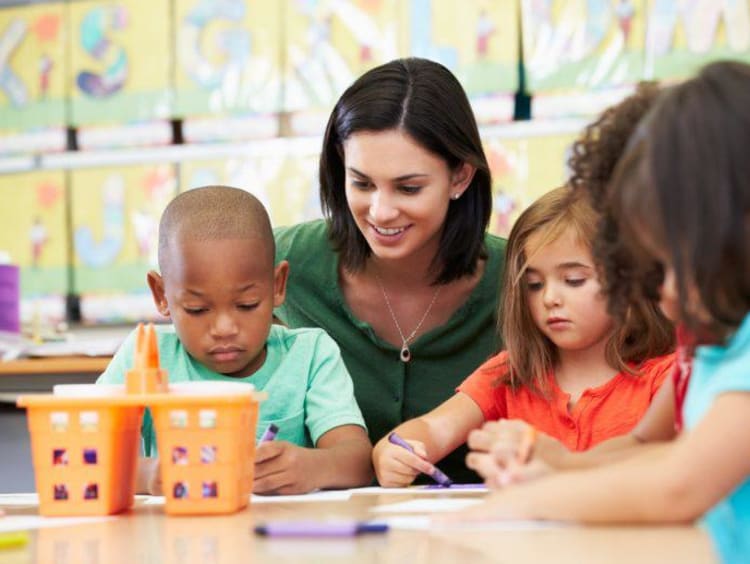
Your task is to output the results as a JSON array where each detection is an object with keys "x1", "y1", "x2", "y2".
[{"x1": 374, "y1": 272, "x2": 442, "y2": 363}]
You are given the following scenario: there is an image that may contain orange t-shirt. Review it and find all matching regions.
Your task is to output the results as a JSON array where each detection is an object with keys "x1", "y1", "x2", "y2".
[{"x1": 457, "y1": 351, "x2": 675, "y2": 451}]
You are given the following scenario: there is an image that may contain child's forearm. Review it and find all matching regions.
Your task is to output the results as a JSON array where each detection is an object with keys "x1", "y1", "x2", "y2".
[
  {"x1": 467, "y1": 442, "x2": 698, "y2": 524},
  {"x1": 312, "y1": 437, "x2": 374, "y2": 489},
  {"x1": 385, "y1": 394, "x2": 485, "y2": 462},
  {"x1": 557, "y1": 433, "x2": 655, "y2": 470}
]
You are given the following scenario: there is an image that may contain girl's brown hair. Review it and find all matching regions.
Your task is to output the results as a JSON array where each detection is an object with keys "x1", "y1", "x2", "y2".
[
  {"x1": 605, "y1": 61, "x2": 750, "y2": 338},
  {"x1": 498, "y1": 185, "x2": 674, "y2": 395}
]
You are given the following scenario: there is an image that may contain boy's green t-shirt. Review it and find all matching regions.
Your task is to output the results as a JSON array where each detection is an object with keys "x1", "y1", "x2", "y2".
[{"x1": 97, "y1": 324, "x2": 366, "y2": 455}]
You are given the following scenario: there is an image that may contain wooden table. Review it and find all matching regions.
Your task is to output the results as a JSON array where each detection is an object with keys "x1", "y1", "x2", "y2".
[
  {"x1": 0, "y1": 357, "x2": 111, "y2": 401},
  {"x1": 0, "y1": 491, "x2": 717, "y2": 564}
]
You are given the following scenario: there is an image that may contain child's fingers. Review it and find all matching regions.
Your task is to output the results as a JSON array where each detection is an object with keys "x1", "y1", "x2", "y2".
[
  {"x1": 466, "y1": 428, "x2": 495, "y2": 452},
  {"x1": 254, "y1": 440, "x2": 284, "y2": 463},
  {"x1": 465, "y1": 451, "x2": 502, "y2": 481},
  {"x1": 253, "y1": 469, "x2": 294, "y2": 494}
]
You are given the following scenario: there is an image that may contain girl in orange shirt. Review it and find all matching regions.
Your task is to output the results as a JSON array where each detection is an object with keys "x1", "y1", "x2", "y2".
[{"x1": 372, "y1": 184, "x2": 674, "y2": 486}]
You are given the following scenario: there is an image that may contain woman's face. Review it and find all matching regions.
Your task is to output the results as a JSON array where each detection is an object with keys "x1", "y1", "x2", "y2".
[{"x1": 341, "y1": 129, "x2": 474, "y2": 265}]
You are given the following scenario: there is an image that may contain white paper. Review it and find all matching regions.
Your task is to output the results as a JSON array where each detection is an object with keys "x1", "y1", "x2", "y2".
[
  {"x1": 353, "y1": 484, "x2": 488, "y2": 495},
  {"x1": 0, "y1": 493, "x2": 39, "y2": 506},
  {"x1": 251, "y1": 490, "x2": 352, "y2": 504},
  {"x1": 370, "y1": 498, "x2": 482, "y2": 514},
  {"x1": 0, "y1": 515, "x2": 115, "y2": 533},
  {"x1": 374, "y1": 515, "x2": 566, "y2": 531},
  {"x1": 137, "y1": 490, "x2": 353, "y2": 506}
]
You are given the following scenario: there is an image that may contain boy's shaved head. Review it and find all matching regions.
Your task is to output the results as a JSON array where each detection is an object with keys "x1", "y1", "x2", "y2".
[{"x1": 158, "y1": 186, "x2": 273, "y2": 275}]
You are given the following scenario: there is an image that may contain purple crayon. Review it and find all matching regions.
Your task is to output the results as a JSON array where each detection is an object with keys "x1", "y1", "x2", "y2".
[
  {"x1": 254, "y1": 521, "x2": 388, "y2": 538},
  {"x1": 259, "y1": 423, "x2": 279, "y2": 443},
  {"x1": 388, "y1": 432, "x2": 453, "y2": 487}
]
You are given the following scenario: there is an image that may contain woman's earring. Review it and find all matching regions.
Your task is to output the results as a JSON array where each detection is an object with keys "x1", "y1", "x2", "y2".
[{"x1": 451, "y1": 193, "x2": 461, "y2": 200}]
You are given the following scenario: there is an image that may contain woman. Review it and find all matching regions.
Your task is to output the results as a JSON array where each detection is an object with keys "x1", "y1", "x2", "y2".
[{"x1": 274, "y1": 58, "x2": 505, "y2": 481}]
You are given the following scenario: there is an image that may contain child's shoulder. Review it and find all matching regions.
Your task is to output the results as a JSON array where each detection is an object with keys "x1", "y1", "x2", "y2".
[
  {"x1": 637, "y1": 352, "x2": 676, "y2": 377},
  {"x1": 267, "y1": 324, "x2": 337, "y2": 354},
  {"x1": 476, "y1": 350, "x2": 511, "y2": 377}
]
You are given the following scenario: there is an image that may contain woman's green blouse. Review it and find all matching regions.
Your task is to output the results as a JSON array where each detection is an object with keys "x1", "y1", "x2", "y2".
[{"x1": 274, "y1": 220, "x2": 506, "y2": 482}]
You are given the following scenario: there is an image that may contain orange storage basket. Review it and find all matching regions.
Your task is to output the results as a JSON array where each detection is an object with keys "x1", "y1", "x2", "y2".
[
  {"x1": 149, "y1": 385, "x2": 260, "y2": 515},
  {"x1": 17, "y1": 393, "x2": 142, "y2": 516},
  {"x1": 17, "y1": 323, "x2": 264, "y2": 517}
]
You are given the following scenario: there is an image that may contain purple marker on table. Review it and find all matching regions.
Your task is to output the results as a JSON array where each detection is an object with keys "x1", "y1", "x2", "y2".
[
  {"x1": 254, "y1": 521, "x2": 388, "y2": 538},
  {"x1": 259, "y1": 423, "x2": 279, "y2": 443},
  {"x1": 387, "y1": 432, "x2": 453, "y2": 487}
]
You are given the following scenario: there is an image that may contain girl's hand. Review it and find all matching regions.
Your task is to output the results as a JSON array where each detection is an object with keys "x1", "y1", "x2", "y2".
[
  {"x1": 372, "y1": 435, "x2": 435, "y2": 487},
  {"x1": 253, "y1": 441, "x2": 318, "y2": 495},
  {"x1": 466, "y1": 420, "x2": 562, "y2": 487}
]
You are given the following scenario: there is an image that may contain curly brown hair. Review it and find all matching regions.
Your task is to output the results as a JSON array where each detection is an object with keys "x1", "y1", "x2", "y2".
[
  {"x1": 567, "y1": 84, "x2": 673, "y2": 336},
  {"x1": 607, "y1": 61, "x2": 750, "y2": 337}
]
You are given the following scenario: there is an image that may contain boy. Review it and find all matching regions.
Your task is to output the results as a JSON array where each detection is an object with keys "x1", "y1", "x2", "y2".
[{"x1": 98, "y1": 186, "x2": 373, "y2": 495}]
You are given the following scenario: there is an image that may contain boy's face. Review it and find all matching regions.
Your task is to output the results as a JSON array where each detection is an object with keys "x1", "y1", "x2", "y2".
[{"x1": 147, "y1": 236, "x2": 288, "y2": 379}]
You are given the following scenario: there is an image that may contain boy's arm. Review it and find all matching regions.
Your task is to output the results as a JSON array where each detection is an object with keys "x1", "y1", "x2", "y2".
[
  {"x1": 373, "y1": 393, "x2": 484, "y2": 487},
  {"x1": 453, "y1": 391, "x2": 750, "y2": 524},
  {"x1": 253, "y1": 425, "x2": 372, "y2": 494},
  {"x1": 254, "y1": 331, "x2": 372, "y2": 494}
]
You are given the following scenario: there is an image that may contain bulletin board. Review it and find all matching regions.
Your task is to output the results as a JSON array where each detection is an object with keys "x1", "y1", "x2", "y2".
[
  {"x1": 522, "y1": 0, "x2": 647, "y2": 92},
  {"x1": 178, "y1": 151, "x2": 309, "y2": 227},
  {"x1": 173, "y1": 0, "x2": 283, "y2": 119},
  {"x1": 0, "y1": 170, "x2": 68, "y2": 322},
  {"x1": 68, "y1": 0, "x2": 172, "y2": 126},
  {"x1": 397, "y1": 0, "x2": 518, "y2": 100},
  {"x1": 483, "y1": 131, "x2": 577, "y2": 237},
  {"x1": 283, "y1": 0, "x2": 400, "y2": 133},
  {"x1": 273, "y1": 150, "x2": 324, "y2": 226},
  {"x1": 0, "y1": 2, "x2": 66, "y2": 139},
  {"x1": 643, "y1": 0, "x2": 750, "y2": 80},
  {"x1": 70, "y1": 164, "x2": 176, "y2": 298}
]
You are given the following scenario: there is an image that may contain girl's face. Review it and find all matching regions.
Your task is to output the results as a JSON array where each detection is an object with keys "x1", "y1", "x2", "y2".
[
  {"x1": 342, "y1": 129, "x2": 474, "y2": 265},
  {"x1": 524, "y1": 227, "x2": 614, "y2": 354}
]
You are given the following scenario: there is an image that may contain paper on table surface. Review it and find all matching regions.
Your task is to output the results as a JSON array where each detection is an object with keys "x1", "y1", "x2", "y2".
[
  {"x1": 251, "y1": 490, "x2": 353, "y2": 503},
  {"x1": 139, "y1": 490, "x2": 353, "y2": 506},
  {"x1": 373, "y1": 515, "x2": 567, "y2": 531},
  {"x1": 353, "y1": 484, "x2": 488, "y2": 495},
  {"x1": 0, "y1": 493, "x2": 39, "y2": 506},
  {"x1": 0, "y1": 515, "x2": 115, "y2": 533},
  {"x1": 370, "y1": 497, "x2": 482, "y2": 514}
]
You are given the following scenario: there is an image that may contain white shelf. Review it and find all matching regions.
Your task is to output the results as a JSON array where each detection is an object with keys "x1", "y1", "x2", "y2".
[{"x1": 0, "y1": 119, "x2": 591, "y2": 174}]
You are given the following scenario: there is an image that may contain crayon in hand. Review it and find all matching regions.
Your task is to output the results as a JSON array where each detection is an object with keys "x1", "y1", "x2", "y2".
[
  {"x1": 259, "y1": 423, "x2": 279, "y2": 443},
  {"x1": 388, "y1": 432, "x2": 453, "y2": 487}
]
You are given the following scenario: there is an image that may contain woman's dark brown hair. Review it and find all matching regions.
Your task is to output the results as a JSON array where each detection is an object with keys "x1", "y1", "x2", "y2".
[{"x1": 319, "y1": 57, "x2": 492, "y2": 284}]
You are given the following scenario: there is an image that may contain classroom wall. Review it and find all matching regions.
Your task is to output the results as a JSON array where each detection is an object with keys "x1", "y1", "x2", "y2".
[{"x1": 1, "y1": 0, "x2": 748, "y2": 325}]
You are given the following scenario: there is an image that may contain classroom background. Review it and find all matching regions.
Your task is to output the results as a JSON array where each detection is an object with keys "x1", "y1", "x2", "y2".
[{"x1": 1, "y1": 0, "x2": 749, "y2": 331}]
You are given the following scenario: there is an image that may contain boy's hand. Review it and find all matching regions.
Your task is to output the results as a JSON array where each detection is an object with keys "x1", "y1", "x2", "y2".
[
  {"x1": 253, "y1": 441, "x2": 318, "y2": 495},
  {"x1": 466, "y1": 420, "x2": 558, "y2": 488},
  {"x1": 372, "y1": 435, "x2": 435, "y2": 487}
]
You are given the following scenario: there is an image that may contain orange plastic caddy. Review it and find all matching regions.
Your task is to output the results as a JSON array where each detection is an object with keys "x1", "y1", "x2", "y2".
[{"x1": 17, "y1": 324, "x2": 264, "y2": 516}]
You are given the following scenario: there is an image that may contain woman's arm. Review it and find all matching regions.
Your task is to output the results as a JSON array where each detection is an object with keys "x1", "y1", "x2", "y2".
[
  {"x1": 454, "y1": 391, "x2": 750, "y2": 523},
  {"x1": 372, "y1": 393, "x2": 484, "y2": 486}
]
